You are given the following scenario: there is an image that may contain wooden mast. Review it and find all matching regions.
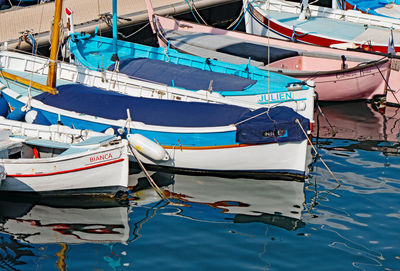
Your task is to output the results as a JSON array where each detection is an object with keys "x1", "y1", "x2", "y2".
[
  {"x1": 0, "y1": 0, "x2": 59, "y2": 94},
  {"x1": 46, "y1": 0, "x2": 63, "y2": 88}
]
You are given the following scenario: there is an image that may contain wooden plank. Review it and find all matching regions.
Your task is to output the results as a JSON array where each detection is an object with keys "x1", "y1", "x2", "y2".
[{"x1": 0, "y1": 70, "x2": 58, "y2": 95}]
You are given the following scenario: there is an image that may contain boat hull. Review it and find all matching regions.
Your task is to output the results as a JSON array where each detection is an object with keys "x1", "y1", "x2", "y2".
[
  {"x1": 130, "y1": 140, "x2": 309, "y2": 180},
  {"x1": 0, "y1": 143, "x2": 129, "y2": 195},
  {"x1": 275, "y1": 59, "x2": 391, "y2": 101},
  {"x1": 0, "y1": 87, "x2": 309, "y2": 180}
]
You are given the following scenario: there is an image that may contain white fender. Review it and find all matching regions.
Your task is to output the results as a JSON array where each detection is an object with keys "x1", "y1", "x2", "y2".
[
  {"x1": 127, "y1": 134, "x2": 169, "y2": 161},
  {"x1": 25, "y1": 110, "x2": 38, "y2": 124},
  {"x1": 295, "y1": 101, "x2": 306, "y2": 112}
]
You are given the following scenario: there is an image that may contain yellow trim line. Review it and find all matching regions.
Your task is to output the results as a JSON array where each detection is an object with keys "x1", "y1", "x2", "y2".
[{"x1": 0, "y1": 70, "x2": 58, "y2": 95}]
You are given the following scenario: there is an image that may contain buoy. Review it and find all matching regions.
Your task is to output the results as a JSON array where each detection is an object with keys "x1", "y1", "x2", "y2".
[
  {"x1": 104, "y1": 127, "x2": 115, "y2": 135},
  {"x1": 127, "y1": 134, "x2": 169, "y2": 161},
  {"x1": 295, "y1": 101, "x2": 307, "y2": 111},
  {"x1": 25, "y1": 110, "x2": 51, "y2": 125}
]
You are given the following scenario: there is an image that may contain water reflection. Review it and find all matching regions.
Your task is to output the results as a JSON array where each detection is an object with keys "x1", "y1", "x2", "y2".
[
  {"x1": 0, "y1": 172, "x2": 311, "y2": 270},
  {"x1": 314, "y1": 102, "x2": 400, "y2": 155},
  {"x1": 315, "y1": 101, "x2": 400, "y2": 142},
  {"x1": 0, "y1": 195, "x2": 134, "y2": 270},
  {"x1": 0, "y1": 196, "x2": 130, "y2": 244},
  {"x1": 131, "y1": 172, "x2": 306, "y2": 231}
]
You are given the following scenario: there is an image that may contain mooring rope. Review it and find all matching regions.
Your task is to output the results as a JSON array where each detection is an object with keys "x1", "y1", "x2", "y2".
[
  {"x1": 233, "y1": 107, "x2": 274, "y2": 126},
  {"x1": 118, "y1": 22, "x2": 150, "y2": 39},
  {"x1": 375, "y1": 59, "x2": 400, "y2": 105},
  {"x1": 127, "y1": 142, "x2": 170, "y2": 202},
  {"x1": 295, "y1": 119, "x2": 341, "y2": 186},
  {"x1": 184, "y1": 0, "x2": 207, "y2": 25}
]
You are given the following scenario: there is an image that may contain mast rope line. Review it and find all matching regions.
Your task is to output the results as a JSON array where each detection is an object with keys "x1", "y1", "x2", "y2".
[
  {"x1": 184, "y1": 0, "x2": 206, "y2": 25},
  {"x1": 24, "y1": 1, "x2": 46, "y2": 110},
  {"x1": 229, "y1": 0, "x2": 257, "y2": 30},
  {"x1": 99, "y1": 12, "x2": 143, "y2": 40},
  {"x1": 122, "y1": 108, "x2": 170, "y2": 202},
  {"x1": 227, "y1": 4, "x2": 244, "y2": 30},
  {"x1": 191, "y1": 0, "x2": 207, "y2": 25},
  {"x1": 118, "y1": 22, "x2": 150, "y2": 39},
  {"x1": 233, "y1": 106, "x2": 276, "y2": 126},
  {"x1": 295, "y1": 119, "x2": 341, "y2": 186},
  {"x1": 375, "y1": 59, "x2": 400, "y2": 105}
]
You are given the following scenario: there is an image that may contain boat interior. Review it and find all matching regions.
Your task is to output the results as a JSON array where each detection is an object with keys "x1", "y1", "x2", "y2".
[
  {"x1": 161, "y1": 30, "x2": 388, "y2": 75},
  {"x1": 0, "y1": 129, "x2": 117, "y2": 160}
]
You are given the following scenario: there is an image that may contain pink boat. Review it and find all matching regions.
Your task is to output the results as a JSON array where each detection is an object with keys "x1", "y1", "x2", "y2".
[{"x1": 145, "y1": 0, "x2": 400, "y2": 105}]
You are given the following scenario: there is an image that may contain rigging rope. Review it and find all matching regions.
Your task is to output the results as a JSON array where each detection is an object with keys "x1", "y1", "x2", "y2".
[{"x1": 296, "y1": 119, "x2": 341, "y2": 186}]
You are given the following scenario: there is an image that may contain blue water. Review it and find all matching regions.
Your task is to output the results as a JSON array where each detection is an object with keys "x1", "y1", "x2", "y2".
[{"x1": 0, "y1": 102, "x2": 399, "y2": 270}]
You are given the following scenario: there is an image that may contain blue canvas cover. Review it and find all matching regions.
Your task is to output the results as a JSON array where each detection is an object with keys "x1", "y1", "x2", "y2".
[
  {"x1": 36, "y1": 84, "x2": 251, "y2": 127},
  {"x1": 107, "y1": 58, "x2": 256, "y2": 92},
  {"x1": 235, "y1": 107, "x2": 309, "y2": 144}
]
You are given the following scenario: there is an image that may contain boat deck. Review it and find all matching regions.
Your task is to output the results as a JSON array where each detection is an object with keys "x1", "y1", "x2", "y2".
[
  {"x1": 250, "y1": 0, "x2": 400, "y2": 46},
  {"x1": 267, "y1": 9, "x2": 397, "y2": 44}
]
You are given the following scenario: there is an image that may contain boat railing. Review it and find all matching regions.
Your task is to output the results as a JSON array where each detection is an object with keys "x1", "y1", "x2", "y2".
[
  {"x1": 0, "y1": 116, "x2": 100, "y2": 143},
  {"x1": 1, "y1": 51, "x2": 260, "y2": 109},
  {"x1": 266, "y1": 0, "x2": 400, "y2": 29}
]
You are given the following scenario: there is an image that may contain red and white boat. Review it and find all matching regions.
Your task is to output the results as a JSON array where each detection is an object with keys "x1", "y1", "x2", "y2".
[
  {"x1": 0, "y1": 118, "x2": 129, "y2": 196},
  {"x1": 243, "y1": 0, "x2": 400, "y2": 53}
]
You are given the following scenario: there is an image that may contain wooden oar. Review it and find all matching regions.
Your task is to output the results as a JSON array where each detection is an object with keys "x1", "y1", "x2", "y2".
[{"x1": 0, "y1": 70, "x2": 58, "y2": 95}]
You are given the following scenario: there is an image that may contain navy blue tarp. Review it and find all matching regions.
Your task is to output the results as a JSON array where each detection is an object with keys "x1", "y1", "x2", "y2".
[
  {"x1": 107, "y1": 58, "x2": 256, "y2": 92},
  {"x1": 36, "y1": 84, "x2": 250, "y2": 127},
  {"x1": 235, "y1": 107, "x2": 309, "y2": 144},
  {"x1": 36, "y1": 84, "x2": 309, "y2": 144}
]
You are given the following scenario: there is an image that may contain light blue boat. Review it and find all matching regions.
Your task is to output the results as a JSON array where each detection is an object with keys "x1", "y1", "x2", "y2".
[
  {"x1": 66, "y1": 0, "x2": 312, "y2": 109},
  {"x1": 68, "y1": 32, "x2": 312, "y2": 103}
]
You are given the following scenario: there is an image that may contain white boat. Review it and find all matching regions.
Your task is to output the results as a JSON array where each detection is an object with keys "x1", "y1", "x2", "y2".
[
  {"x1": 0, "y1": 79, "x2": 312, "y2": 179},
  {"x1": 0, "y1": 118, "x2": 129, "y2": 196}
]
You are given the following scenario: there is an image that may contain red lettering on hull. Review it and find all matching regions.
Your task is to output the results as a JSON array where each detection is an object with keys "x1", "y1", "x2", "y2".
[{"x1": 89, "y1": 153, "x2": 113, "y2": 163}]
